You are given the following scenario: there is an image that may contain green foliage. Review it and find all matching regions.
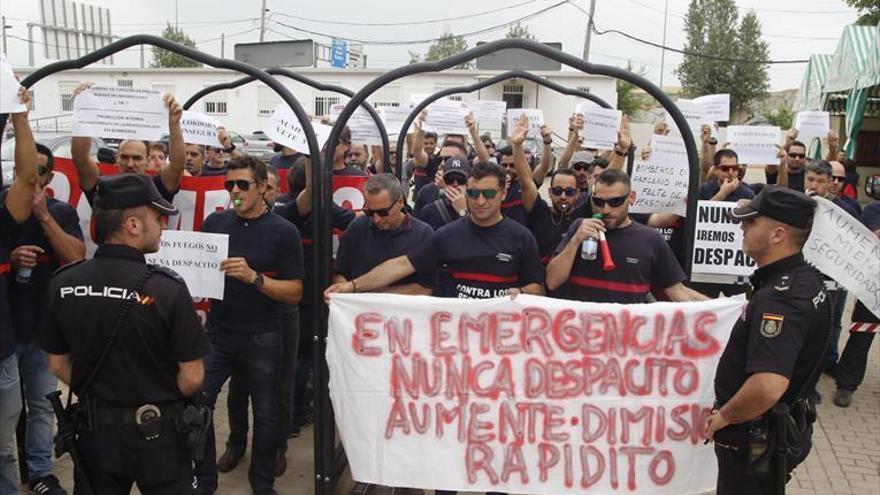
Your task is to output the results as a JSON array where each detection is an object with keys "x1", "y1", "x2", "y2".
[
  {"x1": 845, "y1": 0, "x2": 880, "y2": 25},
  {"x1": 151, "y1": 23, "x2": 200, "y2": 68},
  {"x1": 424, "y1": 33, "x2": 472, "y2": 69},
  {"x1": 675, "y1": 0, "x2": 769, "y2": 120},
  {"x1": 763, "y1": 106, "x2": 794, "y2": 129},
  {"x1": 617, "y1": 61, "x2": 652, "y2": 119},
  {"x1": 506, "y1": 23, "x2": 535, "y2": 40}
]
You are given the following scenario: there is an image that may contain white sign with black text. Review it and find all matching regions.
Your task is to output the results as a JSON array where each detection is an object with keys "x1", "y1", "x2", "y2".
[
  {"x1": 145, "y1": 230, "x2": 229, "y2": 300},
  {"x1": 579, "y1": 107, "x2": 622, "y2": 149},
  {"x1": 691, "y1": 201, "x2": 757, "y2": 277},
  {"x1": 794, "y1": 111, "x2": 830, "y2": 146},
  {"x1": 265, "y1": 104, "x2": 332, "y2": 152},
  {"x1": 727, "y1": 126, "x2": 781, "y2": 165},
  {"x1": 470, "y1": 100, "x2": 507, "y2": 127},
  {"x1": 630, "y1": 135, "x2": 689, "y2": 217},
  {"x1": 181, "y1": 111, "x2": 221, "y2": 147},
  {"x1": 72, "y1": 85, "x2": 169, "y2": 141},
  {"x1": 0, "y1": 55, "x2": 25, "y2": 114}
]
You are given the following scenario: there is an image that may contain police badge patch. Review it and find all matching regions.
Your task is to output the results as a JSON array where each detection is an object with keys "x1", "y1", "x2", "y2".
[{"x1": 760, "y1": 314, "x2": 784, "y2": 338}]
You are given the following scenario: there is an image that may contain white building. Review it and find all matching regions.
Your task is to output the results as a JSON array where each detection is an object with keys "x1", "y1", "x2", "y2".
[{"x1": 13, "y1": 66, "x2": 617, "y2": 142}]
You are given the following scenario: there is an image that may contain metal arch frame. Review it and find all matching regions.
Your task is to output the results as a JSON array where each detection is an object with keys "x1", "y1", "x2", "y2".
[
  {"x1": 392, "y1": 69, "x2": 614, "y2": 173},
  {"x1": 315, "y1": 38, "x2": 701, "y2": 495},
  {"x1": 182, "y1": 68, "x2": 391, "y2": 162}
]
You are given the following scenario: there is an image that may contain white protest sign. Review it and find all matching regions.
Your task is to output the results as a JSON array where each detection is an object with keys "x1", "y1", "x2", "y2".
[
  {"x1": 506, "y1": 109, "x2": 544, "y2": 139},
  {"x1": 145, "y1": 230, "x2": 229, "y2": 299},
  {"x1": 665, "y1": 100, "x2": 705, "y2": 141},
  {"x1": 804, "y1": 197, "x2": 880, "y2": 319},
  {"x1": 379, "y1": 106, "x2": 413, "y2": 137},
  {"x1": 794, "y1": 111, "x2": 830, "y2": 146},
  {"x1": 470, "y1": 100, "x2": 508, "y2": 126},
  {"x1": 180, "y1": 111, "x2": 221, "y2": 147},
  {"x1": 727, "y1": 126, "x2": 781, "y2": 165},
  {"x1": 691, "y1": 201, "x2": 757, "y2": 277},
  {"x1": 328, "y1": 293, "x2": 744, "y2": 495},
  {"x1": 349, "y1": 108, "x2": 384, "y2": 146},
  {"x1": 72, "y1": 86, "x2": 169, "y2": 141},
  {"x1": 0, "y1": 55, "x2": 25, "y2": 114},
  {"x1": 265, "y1": 104, "x2": 332, "y2": 152},
  {"x1": 423, "y1": 99, "x2": 470, "y2": 136},
  {"x1": 630, "y1": 135, "x2": 689, "y2": 217},
  {"x1": 580, "y1": 107, "x2": 622, "y2": 149},
  {"x1": 692, "y1": 94, "x2": 730, "y2": 122},
  {"x1": 575, "y1": 100, "x2": 600, "y2": 115}
]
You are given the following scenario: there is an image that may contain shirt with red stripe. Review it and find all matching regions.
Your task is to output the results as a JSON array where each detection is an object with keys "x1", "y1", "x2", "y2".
[
  {"x1": 502, "y1": 181, "x2": 528, "y2": 226},
  {"x1": 554, "y1": 217, "x2": 685, "y2": 303},
  {"x1": 201, "y1": 208, "x2": 304, "y2": 332},
  {"x1": 0, "y1": 193, "x2": 17, "y2": 360},
  {"x1": 4, "y1": 191, "x2": 83, "y2": 342},
  {"x1": 407, "y1": 216, "x2": 544, "y2": 299},
  {"x1": 527, "y1": 197, "x2": 590, "y2": 262}
]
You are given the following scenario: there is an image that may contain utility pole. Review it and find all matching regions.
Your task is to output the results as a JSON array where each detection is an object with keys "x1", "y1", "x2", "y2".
[
  {"x1": 27, "y1": 24, "x2": 35, "y2": 66},
  {"x1": 259, "y1": 0, "x2": 267, "y2": 42},
  {"x1": 581, "y1": 0, "x2": 597, "y2": 61},
  {"x1": 175, "y1": 0, "x2": 179, "y2": 29},
  {"x1": 1, "y1": 17, "x2": 10, "y2": 56},
  {"x1": 221, "y1": 33, "x2": 225, "y2": 58},
  {"x1": 659, "y1": 0, "x2": 669, "y2": 88}
]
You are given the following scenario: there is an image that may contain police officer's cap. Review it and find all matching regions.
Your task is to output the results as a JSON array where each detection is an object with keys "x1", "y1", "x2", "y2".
[
  {"x1": 728, "y1": 184, "x2": 816, "y2": 229},
  {"x1": 95, "y1": 174, "x2": 178, "y2": 215}
]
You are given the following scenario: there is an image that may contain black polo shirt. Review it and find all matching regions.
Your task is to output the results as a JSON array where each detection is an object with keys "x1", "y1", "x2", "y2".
[
  {"x1": 84, "y1": 173, "x2": 176, "y2": 206},
  {"x1": 698, "y1": 180, "x2": 755, "y2": 202},
  {"x1": 270, "y1": 152, "x2": 305, "y2": 170},
  {"x1": 413, "y1": 183, "x2": 440, "y2": 217},
  {"x1": 765, "y1": 168, "x2": 805, "y2": 192},
  {"x1": 407, "y1": 216, "x2": 544, "y2": 299},
  {"x1": 555, "y1": 218, "x2": 685, "y2": 303},
  {"x1": 201, "y1": 209, "x2": 304, "y2": 332},
  {"x1": 714, "y1": 253, "x2": 831, "y2": 407},
  {"x1": 631, "y1": 213, "x2": 687, "y2": 270},
  {"x1": 528, "y1": 197, "x2": 589, "y2": 263},
  {"x1": 39, "y1": 244, "x2": 207, "y2": 406},
  {"x1": 6, "y1": 193, "x2": 83, "y2": 342},
  {"x1": 864, "y1": 201, "x2": 880, "y2": 231},
  {"x1": 832, "y1": 196, "x2": 861, "y2": 220},
  {"x1": 502, "y1": 181, "x2": 528, "y2": 226},
  {"x1": 412, "y1": 155, "x2": 441, "y2": 196},
  {"x1": 416, "y1": 197, "x2": 461, "y2": 231},
  {"x1": 0, "y1": 199, "x2": 16, "y2": 361},
  {"x1": 336, "y1": 215, "x2": 433, "y2": 288},
  {"x1": 200, "y1": 165, "x2": 228, "y2": 177}
]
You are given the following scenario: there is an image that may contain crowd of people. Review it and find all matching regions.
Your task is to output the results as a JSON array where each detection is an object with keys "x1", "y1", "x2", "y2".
[{"x1": 0, "y1": 80, "x2": 877, "y2": 495}]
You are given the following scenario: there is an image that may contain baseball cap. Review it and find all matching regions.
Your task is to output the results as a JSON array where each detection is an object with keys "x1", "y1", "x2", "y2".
[
  {"x1": 571, "y1": 151, "x2": 594, "y2": 166},
  {"x1": 728, "y1": 184, "x2": 816, "y2": 229},
  {"x1": 94, "y1": 174, "x2": 178, "y2": 215},
  {"x1": 442, "y1": 155, "x2": 472, "y2": 180}
]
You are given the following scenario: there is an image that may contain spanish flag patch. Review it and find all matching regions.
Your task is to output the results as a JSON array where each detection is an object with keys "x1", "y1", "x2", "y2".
[
  {"x1": 760, "y1": 314, "x2": 784, "y2": 338},
  {"x1": 138, "y1": 294, "x2": 155, "y2": 306}
]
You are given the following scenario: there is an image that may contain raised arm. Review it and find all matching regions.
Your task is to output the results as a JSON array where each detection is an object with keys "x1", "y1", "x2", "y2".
[
  {"x1": 825, "y1": 130, "x2": 839, "y2": 162},
  {"x1": 411, "y1": 110, "x2": 429, "y2": 167},
  {"x1": 700, "y1": 124, "x2": 716, "y2": 183},
  {"x1": 296, "y1": 153, "x2": 312, "y2": 217},
  {"x1": 32, "y1": 185, "x2": 85, "y2": 263},
  {"x1": 70, "y1": 83, "x2": 100, "y2": 192},
  {"x1": 159, "y1": 94, "x2": 185, "y2": 194},
  {"x1": 7, "y1": 88, "x2": 38, "y2": 223},
  {"x1": 466, "y1": 112, "x2": 491, "y2": 164},
  {"x1": 557, "y1": 113, "x2": 584, "y2": 169},
  {"x1": 533, "y1": 124, "x2": 554, "y2": 185},
  {"x1": 608, "y1": 115, "x2": 631, "y2": 171},
  {"x1": 509, "y1": 115, "x2": 538, "y2": 213}
]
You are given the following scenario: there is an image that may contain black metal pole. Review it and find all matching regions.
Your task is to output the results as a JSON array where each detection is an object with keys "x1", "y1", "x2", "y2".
[
  {"x1": 391, "y1": 69, "x2": 613, "y2": 174},
  {"x1": 182, "y1": 69, "x2": 391, "y2": 171}
]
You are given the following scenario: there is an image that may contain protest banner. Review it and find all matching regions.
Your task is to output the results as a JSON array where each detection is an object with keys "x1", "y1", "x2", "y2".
[
  {"x1": 379, "y1": 106, "x2": 413, "y2": 137},
  {"x1": 692, "y1": 94, "x2": 730, "y2": 122},
  {"x1": 72, "y1": 85, "x2": 169, "y2": 141},
  {"x1": 0, "y1": 55, "x2": 26, "y2": 114},
  {"x1": 804, "y1": 197, "x2": 880, "y2": 319},
  {"x1": 145, "y1": 230, "x2": 229, "y2": 299},
  {"x1": 328, "y1": 293, "x2": 744, "y2": 494},
  {"x1": 181, "y1": 111, "x2": 221, "y2": 147},
  {"x1": 726, "y1": 126, "x2": 781, "y2": 165},
  {"x1": 265, "y1": 104, "x2": 331, "y2": 152},
  {"x1": 349, "y1": 109, "x2": 384, "y2": 147},
  {"x1": 579, "y1": 107, "x2": 622, "y2": 150},
  {"x1": 507, "y1": 109, "x2": 545, "y2": 139},
  {"x1": 691, "y1": 201, "x2": 757, "y2": 277},
  {"x1": 471, "y1": 100, "x2": 508, "y2": 127},
  {"x1": 424, "y1": 99, "x2": 470, "y2": 136},
  {"x1": 664, "y1": 100, "x2": 705, "y2": 141},
  {"x1": 574, "y1": 101, "x2": 600, "y2": 116},
  {"x1": 793, "y1": 111, "x2": 830, "y2": 146},
  {"x1": 629, "y1": 135, "x2": 689, "y2": 217}
]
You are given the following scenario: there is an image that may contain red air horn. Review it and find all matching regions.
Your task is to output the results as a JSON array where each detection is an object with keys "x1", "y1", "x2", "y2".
[{"x1": 598, "y1": 230, "x2": 615, "y2": 271}]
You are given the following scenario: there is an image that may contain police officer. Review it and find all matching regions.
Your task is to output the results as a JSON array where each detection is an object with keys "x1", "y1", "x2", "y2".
[
  {"x1": 709, "y1": 185, "x2": 831, "y2": 495},
  {"x1": 39, "y1": 174, "x2": 208, "y2": 494}
]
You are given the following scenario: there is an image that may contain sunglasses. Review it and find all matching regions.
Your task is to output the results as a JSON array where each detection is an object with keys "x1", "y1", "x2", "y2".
[
  {"x1": 466, "y1": 188, "x2": 501, "y2": 200},
  {"x1": 363, "y1": 202, "x2": 399, "y2": 218},
  {"x1": 501, "y1": 162, "x2": 516, "y2": 169},
  {"x1": 550, "y1": 186, "x2": 578, "y2": 197},
  {"x1": 444, "y1": 175, "x2": 467, "y2": 186},
  {"x1": 787, "y1": 152, "x2": 806, "y2": 159},
  {"x1": 210, "y1": 147, "x2": 224, "y2": 153},
  {"x1": 591, "y1": 195, "x2": 628, "y2": 208},
  {"x1": 224, "y1": 179, "x2": 256, "y2": 191},
  {"x1": 38, "y1": 165, "x2": 50, "y2": 176},
  {"x1": 572, "y1": 163, "x2": 590, "y2": 172},
  {"x1": 831, "y1": 176, "x2": 845, "y2": 183},
  {"x1": 716, "y1": 165, "x2": 740, "y2": 172}
]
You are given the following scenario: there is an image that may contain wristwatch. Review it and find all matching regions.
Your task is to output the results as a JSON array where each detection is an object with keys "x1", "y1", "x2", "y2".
[
  {"x1": 708, "y1": 137, "x2": 718, "y2": 146},
  {"x1": 224, "y1": 144, "x2": 237, "y2": 153},
  {"x1": 613, "y1": 146, "x2": 627, "y2": 156},
  {"x1": 252, "y1": 272, "x2": 264, "y2": 289},
  {"x1": 458, "y1": 208, "x2": 467, "y2": 217}
]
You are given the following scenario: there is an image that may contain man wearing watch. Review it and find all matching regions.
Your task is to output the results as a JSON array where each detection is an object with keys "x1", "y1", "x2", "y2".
[{"x1": 197, "y1": 156, "x2": 304, "y2": 495}]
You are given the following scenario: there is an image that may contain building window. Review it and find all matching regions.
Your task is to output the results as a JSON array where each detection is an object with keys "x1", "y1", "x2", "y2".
[
  {"x1": 203, "y1": 86, "x2": 228, "y2": 115},
  {"x1": 502, "y1": 79, "x2": 524, "y2": 109},
  {"x1": 59, "y1": 82, "x2": 78, "y2": 113},
  {"x1": 117, "y1": 79, "x2": 134, "y2": 88},
  {"x1": 372, "y1": 84, "x2": 402, "y2": 108},
  {"x1": 258, "y1": 85, "x2": 282, "y2": 116},
  {"x1": 314, "y1": 95, "x2": 340, "y2": 117}
]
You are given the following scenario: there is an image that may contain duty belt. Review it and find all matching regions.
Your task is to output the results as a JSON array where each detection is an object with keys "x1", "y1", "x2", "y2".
[{"x1": 91, "y1": 402, "x2": 183, "y2": 427}]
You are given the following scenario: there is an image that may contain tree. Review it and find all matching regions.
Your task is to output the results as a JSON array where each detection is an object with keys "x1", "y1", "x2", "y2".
[
  {"x1": 675, "y1": 0, "x2": 769, "y2": 121},
  {"x1": 151, "y1": 23, "x2": 200, "y2": 68},
  {"x1": 424, "y1": 33, "x2": 472, "y2": 69},
  {"x1": 763, "y1": 106, "x2": 794, "y2": 129},
  {"x1": 617, "y1": 61, "x2": 652, "y2": 119},
  {"x1": 506, "y1": 22, "x2": 535, "y2": 40},
  {"x1": 845, "y1": 0, "x2": 880, "y2": 25}
]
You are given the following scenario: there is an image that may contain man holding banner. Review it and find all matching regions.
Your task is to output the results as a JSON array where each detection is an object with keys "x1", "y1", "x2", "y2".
[{"x1": 711, "y1": 185, "x2": 831, "y2": 494}]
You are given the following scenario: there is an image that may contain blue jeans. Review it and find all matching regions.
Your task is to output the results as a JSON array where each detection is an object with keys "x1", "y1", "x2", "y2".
[
  {"x1": 196, "y1": 323, "x2": 281, "y2": 494},
  {"x1": 824, "y1": 288, "x2": 848, "y2": 369},
  {"x1": 16, "y1": 341, "x2": 57, "y2": 480},
  {"x1": 0, "y1": 354, "x2": 23, "y2": 495}
]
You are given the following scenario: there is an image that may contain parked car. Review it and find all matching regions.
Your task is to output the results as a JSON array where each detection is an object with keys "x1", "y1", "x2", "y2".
[
  {"x1": 240, "y1": 131, "x2": 275, "y2": 160},
  {"x1": 1, "y1": 135, "x2": 107, "y2": 185}
]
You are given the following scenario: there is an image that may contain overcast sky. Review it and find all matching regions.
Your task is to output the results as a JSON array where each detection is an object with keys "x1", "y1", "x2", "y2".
[{"x1": 0, "y1": 0, "x2": 860, "y2": 91}]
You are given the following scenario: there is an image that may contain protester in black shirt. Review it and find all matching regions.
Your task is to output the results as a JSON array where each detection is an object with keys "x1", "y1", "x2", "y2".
[
  {"x1": 412, "y1": 140, "x2": 471, "y2": 214},
  {"x1": 699, "y1": 149, "x2": 755, "y2": 201},
  {"x1": 547, "y1": 169, "x2": 707, "y2": 303},
  {"x1": 71, "y1": 83, "x2": 185, "y2": 204},
  {"x1": 326, "y1": 162, "x2": 544, "y2": 301},
  {"x1": 765, "y1": 129, "x2": 806, "y2": 192},
  {"x1": 0, "y1": 89, "x2": 40, "y2": 495},
  {"x1": 198, "y1": 156, "x2": 304, "y2": 495},
  {"x1": 202, "y1": 145, "x2": 229, "y2": 176},
  {"x1": 269, "y1": 145, "x2": 305, "y2": 170},
  {"x1": 415, "y1": 155, "x2": 470, "y2": 230}
]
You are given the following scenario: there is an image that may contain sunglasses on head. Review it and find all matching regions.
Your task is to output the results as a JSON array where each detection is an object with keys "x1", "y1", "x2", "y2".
[
  {"x1": 550, "y1": 186, "x2": 578, "y2": 197},
  {"x1": 716, "y1": 165, "x2": 740, "y2": 172},
  {"x1": 831, "y1": 176, "x2": 845, "y2": 183},
  {"x1": 591, "y1": 194, "x2": 628, "y2": 208},
  {"x1": 788, "y1": 152, "x2": 806, "y2": 159},
  {"x1": 466, "y1": 188, "x2": 501, "y2": 200},
  {"x1": 444, "y1": 175, "x2": 467, "y2": 186},
  {"x1": 223, "y1": 179, "x2": 255, "y2": 191}
]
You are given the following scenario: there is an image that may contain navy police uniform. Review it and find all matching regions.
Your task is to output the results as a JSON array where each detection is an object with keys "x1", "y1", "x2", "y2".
[
  {"x1": 713, "y1": 186, "x2": 831, "y2": 495},
  {"x1": 39, "y1": 175, "x2": 207, "y2": 495}
]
